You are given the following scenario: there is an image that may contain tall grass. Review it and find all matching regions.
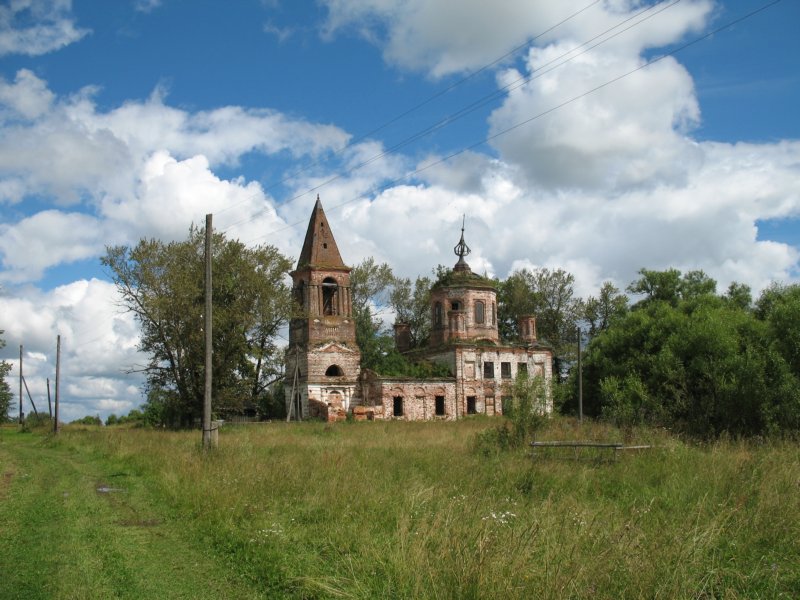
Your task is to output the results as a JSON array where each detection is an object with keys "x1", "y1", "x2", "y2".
[{"x1": 53, "y1": 418, "x2": 799, "y2": 599}]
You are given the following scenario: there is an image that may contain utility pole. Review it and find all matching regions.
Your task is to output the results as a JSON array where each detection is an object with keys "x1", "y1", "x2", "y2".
[
  {"x1": 54, "y1": 335, "x2": 60, "y2": 434},
  {"x1": 577, "y1": 327, "x2": 583, "y2": 424},
  {"x1": 47, "y1": 378, "x2": 52, "y2": 419},
  {"x1": 202, "y1": 214, "x2": 213, "y2": 450},
  {"x1": 18, "y1": 345, "x2": 23, "y2": 425}
]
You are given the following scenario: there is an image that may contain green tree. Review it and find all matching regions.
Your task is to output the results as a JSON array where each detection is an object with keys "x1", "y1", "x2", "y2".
[
  {"x1": 390, "y1": 274, "x2": 433, "y2": 349},
  {"x1": 582, "y1": 281, "x2": 628, "y2": 337},
  {"x1": 0, "y1": 330, "x2": 12, "y2": 423},
  {"x1": 349, "y1": 257, "x2": 396, "y2": 370},
  {"x1": 757, "y1": 284, "x2": 800, "y2": 377},
  {"x1": 102, "y1": 227, "x2": 292, "y2": 427},
  {"x1": 498, "y1": 267, "x2": 581, "y2": 372},
  {"x1": 577, "y1": 277, "x2": 800, "y2": 437}
]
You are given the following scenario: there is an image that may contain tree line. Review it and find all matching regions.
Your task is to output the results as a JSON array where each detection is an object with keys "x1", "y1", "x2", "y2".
[{"x1": 4, "y1": 225, "x2": 798, "y2": 438}]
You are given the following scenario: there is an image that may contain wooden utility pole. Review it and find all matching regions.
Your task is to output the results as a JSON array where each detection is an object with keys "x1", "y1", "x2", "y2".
[
  {"x1": 577, "y1": 327, "x2": 583, "y2": 424},
  {"x1": 47, "y1": 378, "x2": 52, "y2": 419},
  {"x1": 202, "y1": 214, "x2": 213, "y2": 450},
  {"x1": 18, "y1": 345, "x2": 23, "y2": 425},
  {"x1": 54, "y1": 335, "x2": 60, "y2": 434}
]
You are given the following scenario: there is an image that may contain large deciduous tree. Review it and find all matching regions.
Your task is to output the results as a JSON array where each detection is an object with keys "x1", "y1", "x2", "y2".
[
  {"x1": 498, "y1": 267, "x2": 582, "y2": 373},
  {"x1": 576, "y1": 269, "x2": 800, "y2": 437},
  {"x1": 102, "y1": 227, "x2": 292, "y2": 427},
  {"x1": 390, "y1": 274, "x2": 433, "y2": 350},
  {"x1": 0, "y1": 330, "x2": 12, "y2": 423},
  {"x1": 349, "y1": 257, "x2": 396, "y2": 370}
]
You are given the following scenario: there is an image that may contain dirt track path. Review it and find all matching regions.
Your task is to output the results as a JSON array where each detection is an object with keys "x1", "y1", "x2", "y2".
[{"x1": 0, "y1": 430, "x2": 263, "y2": 599}]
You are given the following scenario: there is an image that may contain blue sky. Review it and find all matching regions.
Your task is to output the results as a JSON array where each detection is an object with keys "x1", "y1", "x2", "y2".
[{"x1": 1, "y1": 0, "x2": 799, "y2": 420}]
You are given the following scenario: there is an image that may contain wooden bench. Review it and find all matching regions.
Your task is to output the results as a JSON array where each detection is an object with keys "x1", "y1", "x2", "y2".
[{"x1": 530, "y1": 440, "x2": 652, "y2": 461}]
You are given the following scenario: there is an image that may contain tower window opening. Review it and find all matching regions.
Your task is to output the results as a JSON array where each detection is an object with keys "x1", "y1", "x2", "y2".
[
  {"x1": 451, "y1": 300, "x2": 461, "y2": 311},
  {"x1": 322, "y1": 277, "x2": 338, "y2": 316},
  {"x1": 434, "y1": 302, "x2": 443, "y2": 327},
  {"x1": 475, "y1": 300, "x2": 485, "y2": 324},
  {"x1": 325, "y1": 365, "x2": 344, "y2": 377}
]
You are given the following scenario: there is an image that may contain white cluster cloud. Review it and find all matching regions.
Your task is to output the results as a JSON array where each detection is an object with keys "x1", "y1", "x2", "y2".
[
  {"x1": 2, "y1": 0, "x2": 800, "y2": 420},
  {"x1": 2, "y1": 279, "x2": 145, "y2": 422},
  {"x1": 0, "y1": 0, "x2": 89, "y2": 57}
]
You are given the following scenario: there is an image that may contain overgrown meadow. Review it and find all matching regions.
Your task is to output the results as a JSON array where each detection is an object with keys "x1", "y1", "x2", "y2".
[{"x1": 4, "y1": 418, "x2": 799, "y2": 598}]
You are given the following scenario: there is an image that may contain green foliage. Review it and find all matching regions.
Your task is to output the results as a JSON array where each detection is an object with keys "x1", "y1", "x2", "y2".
[
  {"x1": 102, "y1": 226, "x2": 292, "y2": 427},
  {"x1": 477, "y1": 374, "x2": 548, "y2": 452},
  {"x1": 70, "y1": 415, "x2": 102, "y2": 426},
  {"x1": 0, "y1": 329, "x2": 11, "y2": 423},
  {"x1": 498, "y1": 267, "x2": 581, "y2": 368},
  {"x1": 600, "y1": 373, "x2": 666, "y2": 428},
  {"x1": 576, "y1": 269, "x2": 800, "y2": 437},
  {"x1": 627, "y1": 267, "x2": 717, "y2": 308},
  {"x1": 390, "y1": 274, "x2": 433, "y2": 349},
  {"x1": 370, "y1": 349, "x2": 452, "y2": 378},
  {"x1": 350, "y1": 257, "x2": 396, "y2": 370},
  {"x1": 19, "y1": 412, "x2": 52, "y2": 432},
  {"x1": 582, "y1": 281, "x2": 628, "y2": 336},
  {"x1": 105, "y1": 409, "x2": 145, "y2": 427},
  {"x1": 256, "y1": 381, "x2": 287, "y2": 420}
]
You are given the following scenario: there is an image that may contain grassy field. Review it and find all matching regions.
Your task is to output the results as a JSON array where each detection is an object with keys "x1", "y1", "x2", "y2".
[{"x1": 1, "y1": 418, "x2": 798, "y2": 599}]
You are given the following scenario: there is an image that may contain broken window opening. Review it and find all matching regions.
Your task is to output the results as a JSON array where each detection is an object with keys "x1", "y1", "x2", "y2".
[
  {"x1": 467, "y1": 396, "x2": 477, "y2": 415},
  {"x1": 393, "y1": 396, "x2": 404, "y2": 417},
  {"x1": 518, "y1": 363, "x2": 528, "y2": 378},
  {"x1": 434, "y1": 302, "x2": 443, "y2": 327},
  {"x1": 322, "y1": 277, "x2": 338, "y2": 316},
  {"x1": 435, "y1": 395, "x2": 445, "y2": 416},
  {"x1": 501, "y1": 362, "x2": 512, "y2": 379},
  {"x1": 483, "y1": 361, "x2": 495, "y2": 379},
  {"x1": 475, "y1": 300, "x2": 485, "y2": 324},
  {"x1": 325, "y1": 365, "x2": 344, "y2": 377}
]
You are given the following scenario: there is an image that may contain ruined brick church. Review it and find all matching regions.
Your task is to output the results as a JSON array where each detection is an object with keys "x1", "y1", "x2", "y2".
[{"x1": 285, "y1": 197, "x2": 553, "y2": 421}]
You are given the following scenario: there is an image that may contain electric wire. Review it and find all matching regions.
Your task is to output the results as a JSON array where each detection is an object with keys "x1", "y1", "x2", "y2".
[
  {"x1": 213, "y1": 0, "x2": 602, "y2": 219},
  {"x1": 239, "y1": 0, "x2": 783, "y2": 246},
  {"x1": 222, "y1": 0, "x2": 677, "y2": 234}
]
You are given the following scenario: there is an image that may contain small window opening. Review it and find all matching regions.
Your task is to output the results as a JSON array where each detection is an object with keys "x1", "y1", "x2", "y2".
[
  {"x1": 451, "y1": 300, "x2": 461, "y2": 311},
  {"x1": 501, "y1": 362, "x2": 512, "y2": 379},
  {"x1": 467, "y1": 396, "x2": 477, "y2": 415},
  {"x1": 434, "y1": 302, "x2": 443, "y2": 327},
  {"x1": 518, "y1": 363, "x2": 528, "y2": 378},
  {"x1": 393, "y1": 396, "x2": 404, "y2": 417},
  {"x1": 475, "y1": 300, "x2": 485, "y2": 324},
  {"x1": 483, "y1": 361, "x2": 495, "y2": 379},
  {"x1": 325, "y1": 365, "x2": 344, "y2": 377},
  {"x1": 435, "y1": 395, "x2": 445, "y2": 416}
]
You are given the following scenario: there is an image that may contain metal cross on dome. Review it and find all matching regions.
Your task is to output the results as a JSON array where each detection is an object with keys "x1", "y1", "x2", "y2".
[
  {"x1": 454, "y1": 215, "x2": 471, "y2": 259},
  {"x1": 453, "y1": 215, "x2": 472, "y2": 272}
]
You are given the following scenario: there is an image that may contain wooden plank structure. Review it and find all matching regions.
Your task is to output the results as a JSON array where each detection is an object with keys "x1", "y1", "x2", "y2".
[{"x1": 530, "y1": 440, "x2": 653, "y2": 462}]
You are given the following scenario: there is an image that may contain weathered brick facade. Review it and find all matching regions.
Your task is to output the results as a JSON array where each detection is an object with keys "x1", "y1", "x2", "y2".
[{"x1": 286, "y1": 198, "x2": 554, "y2": 421}]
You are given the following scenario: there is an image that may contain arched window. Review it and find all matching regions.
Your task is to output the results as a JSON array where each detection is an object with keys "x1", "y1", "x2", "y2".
[
  {"x1": 325, "y1": 365, "x2": 344, "y2": 376},
  {"x1": 474, "y1": 300, "x2": 485, "y2": 324},
  {"x1": 322, "y1": 277, "x2": 338, "y2": 315},
  {"x1": 434, "y1": 302, "x2": 443, "y2": 327}
]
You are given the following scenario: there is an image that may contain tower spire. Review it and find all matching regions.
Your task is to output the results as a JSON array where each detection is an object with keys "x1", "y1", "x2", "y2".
[{"x1": 453, "y1": 214, "x2": 471, "y2": 273}]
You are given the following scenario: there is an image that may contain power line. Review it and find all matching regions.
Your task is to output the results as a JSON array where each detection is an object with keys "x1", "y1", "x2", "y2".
[
  {"x1": 214, "y1": 1, "x2": 602, "y2": 220},
  {"x1": 239, "y1": 0, "x2": 783, "y2": 246},
  {"x1": 223, "y1": 0, "x2": 681, "y2": 235}
]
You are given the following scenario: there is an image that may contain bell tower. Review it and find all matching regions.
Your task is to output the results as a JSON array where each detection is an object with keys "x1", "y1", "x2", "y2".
[{"x1": 285, "y1": 197, "x2": 361, "y2": 419}]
